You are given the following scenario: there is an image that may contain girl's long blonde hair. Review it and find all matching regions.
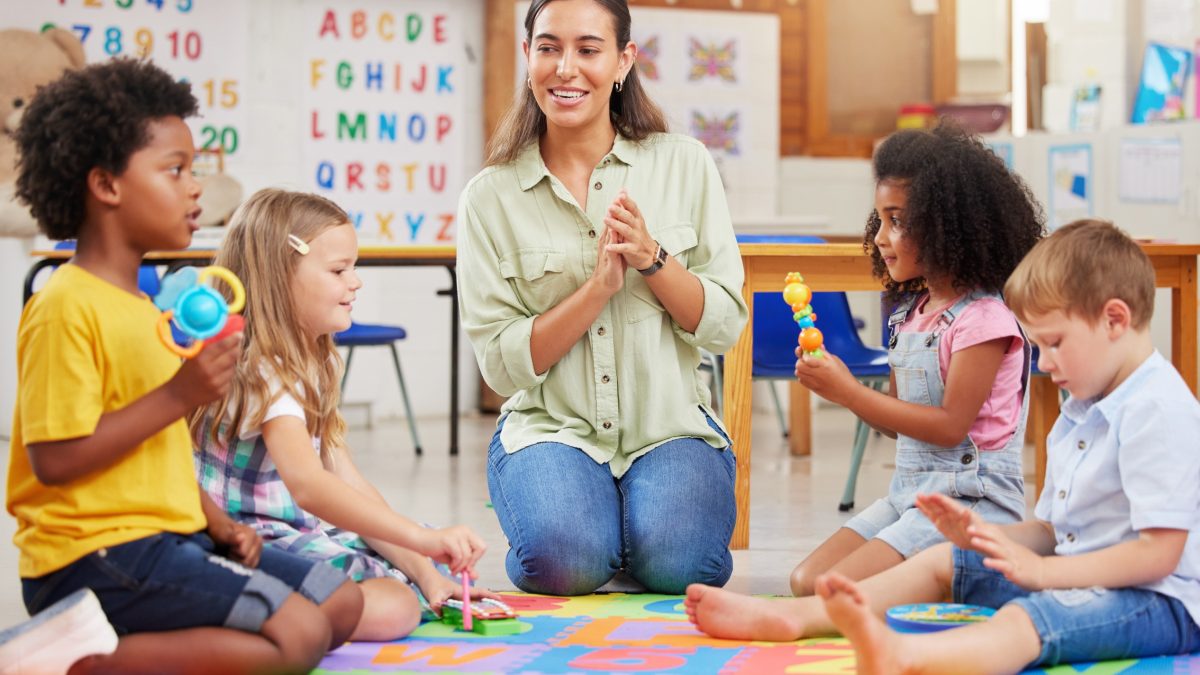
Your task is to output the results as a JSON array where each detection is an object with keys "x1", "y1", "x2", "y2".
[{"x1": 190, "y1": 188, "x2": 350, "y2": 463}]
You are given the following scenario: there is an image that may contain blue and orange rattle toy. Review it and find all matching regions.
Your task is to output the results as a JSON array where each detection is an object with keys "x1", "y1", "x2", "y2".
[
  {"x1": 784, "y1": 272, "x2": 824, "y2": 357},
  {"x1": 153, "y1": 266, "x2": 245, "y2": 358}
]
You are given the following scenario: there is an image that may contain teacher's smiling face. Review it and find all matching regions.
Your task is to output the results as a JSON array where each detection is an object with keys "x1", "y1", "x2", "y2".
[{"x1": 523, "y1": 0, "x2": 636, "y2": 135}]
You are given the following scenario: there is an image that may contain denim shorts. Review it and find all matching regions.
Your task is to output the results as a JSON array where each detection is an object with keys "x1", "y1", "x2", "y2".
[
  {"x1": 849, "y1": 482, "x2": 1017, "y2": 557},
  {"x1": 22, "y1": 532, "x2": 348, "y2": 635},
  {"x1": 952, "y1": 547, "x2": 1200, "y2": 667}
]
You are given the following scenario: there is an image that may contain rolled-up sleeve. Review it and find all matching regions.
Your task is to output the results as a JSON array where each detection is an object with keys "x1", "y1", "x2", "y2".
[
  {"x1": 671, "y1": 149, "x2": 747, "y2": 353},
  {"x1": 457, "y1": 184, "x2": 547, "y2": 396}
]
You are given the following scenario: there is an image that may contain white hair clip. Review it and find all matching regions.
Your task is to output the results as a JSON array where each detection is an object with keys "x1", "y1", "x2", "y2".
[{"x1": 287, "y1": 234, "x2": 310, "y2": 255}]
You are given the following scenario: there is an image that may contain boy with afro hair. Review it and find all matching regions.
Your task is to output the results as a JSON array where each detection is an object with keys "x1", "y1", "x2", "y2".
[{"x1": 4, "y1": 58, "x2": 362, "y2": 674}]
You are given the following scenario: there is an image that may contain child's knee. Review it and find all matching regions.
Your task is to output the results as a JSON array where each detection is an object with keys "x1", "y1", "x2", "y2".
[
  {"x1": 262, "y1": 595, "x2": 333, "y2": 669},
  {"x1": 790, "y1": 564, "x2": 818, "y2": 597},
  {"x1": 322, "y1": 579, "x2": 364, "y2": 646},
  {"x1": 913, "y1": 542, "x2": 956, "y2": 588},
  {"x1": 355, "y1": 578, "x2": 422, "y2": 641}
]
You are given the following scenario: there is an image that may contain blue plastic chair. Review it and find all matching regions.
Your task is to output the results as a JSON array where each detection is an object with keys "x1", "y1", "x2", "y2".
[
  {"x1": 708, "y1": 234, "x2": 891, "y2": 511},
  {"x1": 334, "y1": 322, "x2": 423, "y2": 455}
]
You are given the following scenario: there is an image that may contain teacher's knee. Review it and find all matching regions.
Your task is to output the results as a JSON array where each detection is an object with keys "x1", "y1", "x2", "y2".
[
  {"x1": 509, "y1": 529, "x2": 619, "y2": 596},
  {"x1": 627, "y1": 538, "x2": 732, "y2": 594}
]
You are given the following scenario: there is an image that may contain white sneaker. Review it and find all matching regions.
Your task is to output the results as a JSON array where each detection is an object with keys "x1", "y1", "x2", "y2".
[{"x1": 0, "y1": 589, "x2": 119, "y2": 675}]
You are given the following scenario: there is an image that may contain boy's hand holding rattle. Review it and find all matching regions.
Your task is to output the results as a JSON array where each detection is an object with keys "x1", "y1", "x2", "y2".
[
  {"x1": 154, "y1": 266, "x2": 246, "y2": 358},
  {"x1": 158, "y1": 266, "x2": 245, "y2": 409}
]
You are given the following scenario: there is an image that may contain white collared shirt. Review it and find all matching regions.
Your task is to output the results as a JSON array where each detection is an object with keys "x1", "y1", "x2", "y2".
[{"x1": 1036, "y1": 351, "x2": 1200, "y2": 623}]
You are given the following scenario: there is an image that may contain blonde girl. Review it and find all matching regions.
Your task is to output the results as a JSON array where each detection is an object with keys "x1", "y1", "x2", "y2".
[{"x1": 193, "y1": 188, "x2": 490, "y2": 641}]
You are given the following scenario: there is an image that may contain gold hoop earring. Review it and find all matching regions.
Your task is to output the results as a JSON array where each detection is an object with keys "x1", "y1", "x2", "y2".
[{"x1": 527, "y1": 77, "x2": 533, "y2": 90}]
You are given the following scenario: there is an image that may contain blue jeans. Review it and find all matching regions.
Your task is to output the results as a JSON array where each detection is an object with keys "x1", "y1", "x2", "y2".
[
  {"x1": 953, "y1": 547, "x2": 1200, "y2": 667},
  {"x1": 486, "y1": 412, "x2": 736, "y2": 595}
]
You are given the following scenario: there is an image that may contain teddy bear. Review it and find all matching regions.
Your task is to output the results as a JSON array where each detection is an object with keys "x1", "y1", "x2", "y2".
[{"x1": 0, "y1": 27, "x2": 87, "y2": 238}]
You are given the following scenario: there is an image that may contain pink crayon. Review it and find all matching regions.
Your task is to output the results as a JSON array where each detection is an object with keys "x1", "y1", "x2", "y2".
[{"x1": 461, "y1": 572, "x2": 472, "y2": 631}]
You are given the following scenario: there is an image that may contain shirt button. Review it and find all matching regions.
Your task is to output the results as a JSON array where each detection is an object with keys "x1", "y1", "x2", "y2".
[
  {"x1": 593, "y1": 181, "x2": 603, "y2": 190},
  {"x1": 1066, "y1": 533, "x2": 1076, "y2": 543},
  {"x1": 1057, "y1": 490, "x2": 1066, "y2": 499},
  {"x1": 588, "y1": 229, "x2": 596, "y2": 238},
  {"x1": 603, "y1": 421, "x2": 612, "y2": 429},
  {"x1": 601, "y1": 375, "x2": 611, "y2": 384},
  {"x1": 597, "y1": 326, "x2": 606, "y2": 336},
  {"x1": 1077, "y1": 440, "x2": 1086, "y2": 450},
  {"x1": 960, "y1": 454, "x2": 973, "y2": 465}
]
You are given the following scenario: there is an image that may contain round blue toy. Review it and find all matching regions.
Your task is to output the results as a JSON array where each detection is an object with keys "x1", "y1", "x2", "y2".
[
  {"x1": 153, "y1": 266, "x2": 245, "y2": 358},
  {"x1": 885, "y1": 603, "x2": 995, "y2": 633}
]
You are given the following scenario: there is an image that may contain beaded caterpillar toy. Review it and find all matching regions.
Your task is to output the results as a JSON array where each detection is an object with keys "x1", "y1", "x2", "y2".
[{"x1": 783, "y1": 272, "x2": 824, "y2": 357}]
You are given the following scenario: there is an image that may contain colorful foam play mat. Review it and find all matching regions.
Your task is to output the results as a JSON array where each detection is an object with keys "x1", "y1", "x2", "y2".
[{"x1": 315, "y1": 593, "x2": 1200, "y2": 674}]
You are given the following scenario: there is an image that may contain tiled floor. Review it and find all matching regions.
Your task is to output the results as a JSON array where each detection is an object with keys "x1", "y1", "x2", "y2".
[{"x1": 0, "y1": 401, "x2": 1037, "y2": 627}]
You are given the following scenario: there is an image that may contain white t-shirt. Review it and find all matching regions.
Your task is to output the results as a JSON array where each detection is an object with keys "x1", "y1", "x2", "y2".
[{"x1": 237, "y1": 375, "x2": 321, "y2": 454}]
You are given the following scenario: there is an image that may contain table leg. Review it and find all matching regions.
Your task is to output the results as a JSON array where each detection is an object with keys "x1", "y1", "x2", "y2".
[
  {"x1": 1028, "y1": 376, "x2": 1060, "y2": 498},
  {"x1": 1172, "y1": 256, "x2": 1198, "y2": 393},
  {"x1": 437, "y1": 266, "x2": 461, "y2": 456},
  {"x1": 451, "y1": 270, "x2": 460, "y2": 456},
  {"x1": 788, "y1": 382, "x2": 812, "y2": 456},
  {"x1": 724, "y1": 275, "x2": 755, "y2": 550}
]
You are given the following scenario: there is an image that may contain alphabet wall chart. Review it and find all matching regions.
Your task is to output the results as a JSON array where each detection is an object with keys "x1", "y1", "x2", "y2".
[{"x1": 302, "y1": 2, "x2": 466, "y2": 245}]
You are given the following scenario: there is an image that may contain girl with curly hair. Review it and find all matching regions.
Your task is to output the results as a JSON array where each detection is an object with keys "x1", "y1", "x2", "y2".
[{"x1": 780, "y1": 122, "x2": 1046, "y2": 597}]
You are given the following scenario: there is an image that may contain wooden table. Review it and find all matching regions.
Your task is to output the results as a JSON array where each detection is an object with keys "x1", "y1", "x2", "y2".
[
  {"x1": 724, "y1": 242, "x2": 1200, "y2": 550},
  {"x1": 25, "y1": 246, "x2": 464, "y2": 454}
]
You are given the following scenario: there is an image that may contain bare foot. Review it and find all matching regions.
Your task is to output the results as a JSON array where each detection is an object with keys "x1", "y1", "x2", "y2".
[
  {"x1": 815, "y1": 573, "x2": 910, "y2": 675},
  {"x1": 684, "y1": 584, "x2": 806, "y2": 642}
]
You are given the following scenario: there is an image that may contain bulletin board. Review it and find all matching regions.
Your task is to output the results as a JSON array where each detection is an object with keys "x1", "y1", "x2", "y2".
[
  {"x1": 301, "y1": 1, "x2": 467, "y2": 245},
  {"x1": 6, "y1": 0, "x2": 248, "y2": 176}
]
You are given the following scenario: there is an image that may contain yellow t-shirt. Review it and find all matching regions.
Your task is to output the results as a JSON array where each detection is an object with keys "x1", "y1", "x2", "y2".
[{"x1": 7, "y1": 264, "x2": 206, "y2": 578}]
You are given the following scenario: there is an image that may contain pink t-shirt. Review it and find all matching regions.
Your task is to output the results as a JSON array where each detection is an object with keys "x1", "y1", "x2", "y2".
[{"x1": 899, "y1": 293, "x2": 1025, "y2": 450}]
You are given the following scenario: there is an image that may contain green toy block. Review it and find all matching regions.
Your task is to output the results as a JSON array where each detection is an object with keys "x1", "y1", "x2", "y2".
[
  {"x1": 441, "y1": 606, "x2": 465, "y2": 626},
  {"x1": 439, "y1": 606, "x2": 522, "y2": 635},
  {"x1": 470, "y1": 618, "x2": 522, "y2": 636}
]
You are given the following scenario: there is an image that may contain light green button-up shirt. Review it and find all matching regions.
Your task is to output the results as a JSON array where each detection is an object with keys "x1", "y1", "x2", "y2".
[{"x1": 457, "y1": 132, "x2": 748, "y2": 477}]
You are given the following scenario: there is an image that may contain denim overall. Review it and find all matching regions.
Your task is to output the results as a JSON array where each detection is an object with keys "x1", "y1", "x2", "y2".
[{"x1": 844, "y1": 291, "x2": 1029, "y2": 557}]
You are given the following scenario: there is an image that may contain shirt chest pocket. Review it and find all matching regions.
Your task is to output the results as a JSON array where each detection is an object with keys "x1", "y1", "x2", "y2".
[
  {"x1": 499, "y1": 249, "x2": 575, "y2": 316},
  {"x1": 625, "y1": 223, "x2": 699, "y2": 324}
]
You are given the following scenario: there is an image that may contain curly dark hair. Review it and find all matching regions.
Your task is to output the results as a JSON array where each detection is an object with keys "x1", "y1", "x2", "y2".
[
  {"x1": 864, "y1": 121, "x2": 1045, "y2": 303},
  {"x1": 14, "y1": 58, "x2": 198, "y2": 240}
]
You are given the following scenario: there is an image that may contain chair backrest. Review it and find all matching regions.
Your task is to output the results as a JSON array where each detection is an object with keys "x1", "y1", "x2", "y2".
[
  {"x1": 737, "y1": 234, "x2": 828, "y2": 370},
  {"x1": 754, "y1": 291, "x2": 873, "y2": 370},
  {"x1": 53, "y1": 240, "x2": 161, "y2": 297}
]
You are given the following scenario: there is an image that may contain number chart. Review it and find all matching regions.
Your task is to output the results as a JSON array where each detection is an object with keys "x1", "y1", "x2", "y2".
[
  {"x1": 302, "y1": 2, "x2": 466, "y2": 245},
  {"x1": 8, "y1": 1, "x2": 248, "y2": 169}
]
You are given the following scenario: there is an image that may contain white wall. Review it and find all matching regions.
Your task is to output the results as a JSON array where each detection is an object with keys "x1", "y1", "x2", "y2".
[
  {"x1": 0, "y1": 1, "x2": 485, "y2": 440},
  {"x1": 0, "y1": 239, "x2": 35, "y2": 438},
  {"x1": 1041, "y1": 0, "x2": 1135, "y2": 132},
  {"x1": 241, "y1": 1, "x2": 486, "y2": 427}
]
